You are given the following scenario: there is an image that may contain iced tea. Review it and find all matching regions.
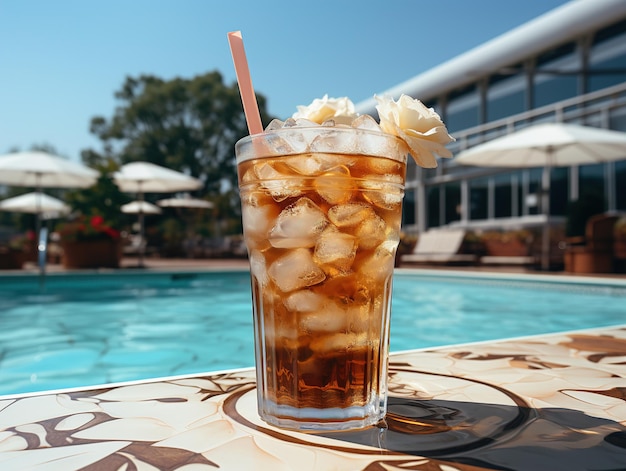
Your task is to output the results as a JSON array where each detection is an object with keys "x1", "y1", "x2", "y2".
[{"x1": 236, "y1": 126, "x2": 407, "y2": 430}]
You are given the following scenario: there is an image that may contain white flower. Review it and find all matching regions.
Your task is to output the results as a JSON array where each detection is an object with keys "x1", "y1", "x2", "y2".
[
  {"x1": 375, "y1": 94, "x2": 455, "y2": 168},
  {"x1": 292, "y1": 95, "x2": 358, "y2": 125}
]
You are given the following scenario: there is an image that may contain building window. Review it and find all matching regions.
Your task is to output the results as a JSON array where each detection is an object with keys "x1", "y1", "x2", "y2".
[
  {"x1": 550, "y1": 167, "x2": 569, "y2": 216},
  {"x1": 446, "y1": 84, "x2": 480, "y2": 133},
  {"x1": 588, "y1": 20, "x2": 626, "y2": 92},
  {"x1": 427, "y1": 186, "x2": 440, "y2": 228},
  {"x1": 579, "y1": 163, "x2": 607, "y2": 211},
  {"x1": 403, "y1": 188, "x2": 416, "y2": 226},
  {"x1": 494, "y1": 173, "x2": 513, "y2": 218},
  {"x1": 469, "y1": 177, "x2": 488, "y2": 220},
  {"x1": 486, "y1": 68, "x2": 527, "y2": 122},
  {"x1": 526, "y1": 168, "x2": 542, "y2": 215},
  {"x1": 445, "y1": 182, "x2": 461, "y2": 224},
  {"x1": 534, "y1": 42, "x2": 579, "y2": 108},
  {"x1": 616, "y1": 161, "x2": 626, "y2": 211}
]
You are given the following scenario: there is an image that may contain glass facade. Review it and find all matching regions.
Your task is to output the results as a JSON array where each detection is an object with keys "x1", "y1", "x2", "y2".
[
  {"x1": 589, "y1": 19, "x2": 626, "y2": 92},
  {"x1": 534, "y1": 42, "x2": 580, "y2": 108},
  {"x1": 616, "y1": 161, "x2": 626, "y2": 211},
  {"x1": 407, "y1": 15, "x2": 626, "y2": 233},
  {"x1": 487, "y1": 68, "x2": 526, "y2": 122},
  {"x1": 446, "y1": 85, "x2": 480, "y2": 133}
]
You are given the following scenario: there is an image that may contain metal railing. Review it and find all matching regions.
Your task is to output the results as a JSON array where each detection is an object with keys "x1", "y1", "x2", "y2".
[
  {"x1": 405, "y1": 82, "x2": 626, "y2": 233},
  {"x1": 448, "y1": 82, "x2": 626, "y2": 155}
]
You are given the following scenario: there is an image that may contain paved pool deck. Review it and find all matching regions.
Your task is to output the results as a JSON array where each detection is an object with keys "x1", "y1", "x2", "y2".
[{"x1": 11, "y1": 255, "x2": 626, "y2": 280}]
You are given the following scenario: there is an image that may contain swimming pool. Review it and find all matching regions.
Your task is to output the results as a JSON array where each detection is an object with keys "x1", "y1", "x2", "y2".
[{"x1": 1, "y1": 268, "x2": 625, "y2": 396}]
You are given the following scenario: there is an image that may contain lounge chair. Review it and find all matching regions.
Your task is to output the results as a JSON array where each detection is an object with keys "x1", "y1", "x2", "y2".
[
  {"x1": 400, "y1": 229, "x2": 477, "y2": 266},
  {"x1": 564, "y1": 214, "x2": 619, "y2": 274}
]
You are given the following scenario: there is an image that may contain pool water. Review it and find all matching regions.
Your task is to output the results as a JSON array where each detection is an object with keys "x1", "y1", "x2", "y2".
[{"x1": 1, "y1": 269, "x2": 624, "y2": 396}]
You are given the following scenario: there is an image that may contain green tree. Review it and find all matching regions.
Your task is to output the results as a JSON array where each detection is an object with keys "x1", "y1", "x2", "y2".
[
  {"x1": 83, "y1": 71, "x2": 275, "y2": 240},
  {"x1": 64, "y1": 155, "x2": 130, "y2": 230},
  {"x1": 86, "y1": 71, "x2": 274, "y2": 197}
]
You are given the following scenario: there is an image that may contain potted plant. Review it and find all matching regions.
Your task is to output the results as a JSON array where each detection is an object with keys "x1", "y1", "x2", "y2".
[
  {"x1": 57, "y1": 215, "x2": 122, "y2": 268},
  {"x1": 480, "y1": 229, "x2": 533, "y2": 257},
  {"x1": 0, "y1": 231, "x2": 36, "y2": 269}
]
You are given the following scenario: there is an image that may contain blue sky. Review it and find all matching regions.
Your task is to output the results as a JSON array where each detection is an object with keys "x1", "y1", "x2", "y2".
[{"x1": 0, "y1": 0, "x2": 571, "y2": 162}]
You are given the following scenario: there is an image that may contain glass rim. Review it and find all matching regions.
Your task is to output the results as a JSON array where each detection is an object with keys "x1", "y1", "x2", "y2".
[{"x1": 235, "y1": 125, "x2": 409, "y2": 164}]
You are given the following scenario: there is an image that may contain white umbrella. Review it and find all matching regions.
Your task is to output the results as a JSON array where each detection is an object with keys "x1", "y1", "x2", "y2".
[
  {"x1": 0, "y1": 192, "x2": 70, "y2": 219},
  {"x1": 0, "y1": 151, "x2": 98, "y2": 239},
  {"x1": 114, "y1": 162, "x2": 202, "y2": 266},
  {"x1": 0, "y1": 151, "x2": 98, "y2": 189},
  {"x1": 114, "y1": 162, "x2": 202, "y2": 193},
  {"x1": 156, "y1": 195, "x2": 213, "y2": 209},
  {"x1": 121, "y1": 201, "x2": 162, "y2": 215},
  {"x1": 455, "y1": 122, "x2": 626, "y2": 270}
]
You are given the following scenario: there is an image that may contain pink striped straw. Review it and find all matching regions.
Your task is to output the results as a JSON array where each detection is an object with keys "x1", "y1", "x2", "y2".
[{"x1": 227, "y1": 31, "x2": 263, "y2": 135}]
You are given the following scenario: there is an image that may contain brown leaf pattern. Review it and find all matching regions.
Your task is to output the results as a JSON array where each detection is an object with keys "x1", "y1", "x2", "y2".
[{"x1": 0, "y1": 327, "x2": 625, "y2": 470}]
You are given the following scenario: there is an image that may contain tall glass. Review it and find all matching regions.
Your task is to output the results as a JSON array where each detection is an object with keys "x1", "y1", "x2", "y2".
[{"x1": 235, "y1": 126, "x2": 407, "y2": 431}]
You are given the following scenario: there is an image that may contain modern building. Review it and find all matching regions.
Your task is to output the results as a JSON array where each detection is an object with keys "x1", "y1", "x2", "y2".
[{"x1": 357, "y1": 0, "x2": 626, "y2": 236}]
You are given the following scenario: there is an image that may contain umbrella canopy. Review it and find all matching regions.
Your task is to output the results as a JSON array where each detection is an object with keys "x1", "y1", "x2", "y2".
[
  {"x1": 121, "y1": 201, "x2": 162, "y2": 215},
  {"x1": 0, "y1": 192, "x2": 70, "y2": 219},
  {"x1": 114, "y1": 162, "x2": 202, "y2": 193},
  {"x1": 0, "y1": 151, "x2": 99, "y2": 188},
  {"x1": 454, "y1": 123, "x2": 626, "y2": 167},
  {"x1": 156, "y1": 196, "x2": 214, "y2": 209},
  {"x1": 454, "y1": 122, "x2": 626, "y2": 270},
  {"x1": 114, "y1": 162, "x2": 202, "y2": 267}
]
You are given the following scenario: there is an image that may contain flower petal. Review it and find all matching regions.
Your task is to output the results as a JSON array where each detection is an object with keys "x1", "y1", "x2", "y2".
[{"x1": 375, "y1": 94, "x2": 454, "y2": 168}]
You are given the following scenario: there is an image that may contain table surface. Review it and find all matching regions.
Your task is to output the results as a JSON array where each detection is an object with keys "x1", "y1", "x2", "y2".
[{"x1": 1, "y1": 325, "x2": 625, "y2": 471}]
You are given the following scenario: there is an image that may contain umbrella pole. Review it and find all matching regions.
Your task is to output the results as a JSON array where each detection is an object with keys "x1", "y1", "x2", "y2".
[
  {"x1": 35, "y1": 179, "x2": 42, "y2": 241},
  {"x1": 541, "y1": 164, "x2": 552, "y2": 271},
  {"x1": 138, "y1": 189, "x2": 145, "y2": 268}
]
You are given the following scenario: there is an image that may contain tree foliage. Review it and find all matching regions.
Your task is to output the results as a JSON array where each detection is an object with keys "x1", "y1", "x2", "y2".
[
  {"x1": 64, "y1": 156, "x2": 130, "y2": 229},
  {"x1": 86, "y1": 71, "x2": 274, "y2": 196},
  {"x1": 81, "y1": 71, "x2": 275, "y2": 241}
]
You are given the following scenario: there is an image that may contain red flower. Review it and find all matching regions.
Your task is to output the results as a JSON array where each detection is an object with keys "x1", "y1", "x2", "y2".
[
  {"x1": 103, "y1": 227, "x2": 120, "y2": 239},
  {"x1": 90, "y1": 215, "x2": 104, "y2": 227},
  {"x1": 57, "y1": 215, "x2": 120, "y2": 242}
]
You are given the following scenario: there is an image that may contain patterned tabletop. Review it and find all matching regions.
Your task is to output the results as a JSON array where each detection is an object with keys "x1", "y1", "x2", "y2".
[{"x1": 1, "y1": 326, "x2": 625, "y2": 470}]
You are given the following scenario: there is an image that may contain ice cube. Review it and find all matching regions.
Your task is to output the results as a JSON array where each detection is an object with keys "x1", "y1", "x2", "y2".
[
  {"x1": 322, "y1": 272, "x2": 371, "y2": 306},
  {"x1": 351, "y1": 114, "x2": 383, "y2": 132},
  {"x1": 263, "y1": 130, "x2": 310, "y2": 159},
  {"x1": 268, "y1": 248, "x2": 326, "y2": 292},
  {"x1": 361, "y1": 134, "x2": 399, "y2": 160},
  {"x1": 314, "y1": 165, "x2": 356, "y2": 205},
  {"x1": 265, "y1": 119, "x2": 285, "y2": 131},
  {"x1": 309, "y1": 332, "x2": 369, "y2": 355},
  {"x1": 248, "y1": 250, "x2": 268, "y2": 286},
  {"x1": 328, "y1": 203, "x2": 375, "y2": 228},
  {"x1": 356, "y1": 240, "x2": 398, "y2": 282},
  {"x1": 269, "y1": 198, "x2": 328, "y2": 248},
  {"x1": 310, "y1": 127, "x2": 357, "y2": 154},
  {"x1": 241, "y1": 197, "x2": 280, "y2": 247},
  {"x1": 355, "y1": 213, "x2": 387, "y2": 250},
  {"x1": 313, "y1": 230, "x2": 357, "y2": 271},
  {"x1": 255, "y1": 162, "x2": 303, "y2": 202},
  {"x1": 300, "y1": 302, "x2": 348, "y2": 333},
  {"x1": 294, "y1": 118, "x2": 320, "y2": 128},
  {"x1": 284, "y1": 290, "x2": 326, "y2": 313},
  {"x1": 362, "y1": 174, "x2": 405, "y2": 210},
  {"x1": 366, "y1": 157, "x2": 404, "y2": 175}
]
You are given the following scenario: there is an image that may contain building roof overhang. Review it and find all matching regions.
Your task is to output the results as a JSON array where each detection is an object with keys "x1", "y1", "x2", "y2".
[{"x1": 356, "y1": 0, "x2": 626, "y2": 115}]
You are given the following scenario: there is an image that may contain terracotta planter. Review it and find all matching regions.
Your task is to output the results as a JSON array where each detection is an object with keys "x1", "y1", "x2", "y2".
[
  {"x1": 61, "y1": 239, "x2": 122, "y2": 269},
  {"x1": 483, "y1": 239, "x2": 529, "y2": 257},
  {"x1": 0, "y1": 249, "x2": 28, "y2": 269}
]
